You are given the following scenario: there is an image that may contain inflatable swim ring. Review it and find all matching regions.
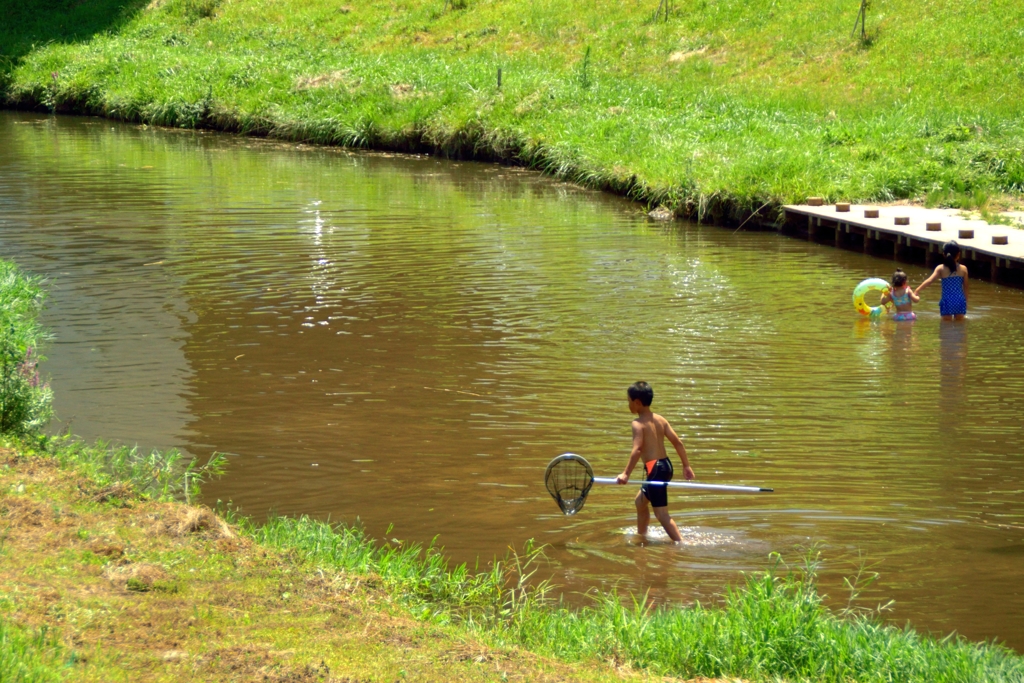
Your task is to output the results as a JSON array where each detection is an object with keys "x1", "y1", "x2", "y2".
[{"x1": 853, "y1": 278, "x2": 892, "y2": 318}]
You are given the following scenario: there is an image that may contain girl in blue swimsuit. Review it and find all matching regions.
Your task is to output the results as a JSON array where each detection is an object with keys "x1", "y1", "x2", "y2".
[
  {"x1": 880, "y1": 269, "x2": 919, "y2": 321},
  {"x1": 915, "y1": 241, "x2": 969, "y2": 320}
]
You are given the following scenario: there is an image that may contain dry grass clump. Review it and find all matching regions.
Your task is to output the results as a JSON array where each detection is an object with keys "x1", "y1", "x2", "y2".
[
  {"x1": 389, "y1": 83, "x2": 418, "y2": 99},
  {"x1": 294, "y1": 70, "x2": 358, "y2": 91},
  {"x1": 667, "y1": 47, "x2": 707, "y2": 63},
  {"x1": 170, "y1": 504, "x2": 235, "y2": 538},
  {"x1": 103, "y1": 562, "x2": 171, "y2": 591},
  {"x1": 90, "y1": 481, "x2": 135, "y2": 503}
]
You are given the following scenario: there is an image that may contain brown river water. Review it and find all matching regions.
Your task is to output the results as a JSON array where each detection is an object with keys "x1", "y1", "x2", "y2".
[{"x1": 2, "y1": 111, "x2": 1023, "y2": 649}]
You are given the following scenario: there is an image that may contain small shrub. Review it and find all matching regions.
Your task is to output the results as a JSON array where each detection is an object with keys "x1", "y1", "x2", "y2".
[
  {"x1": 125, "y1": 577, "x2": 151, "y2": 592},
  {"x1": 0, "y1": 260, "x2": 53, "y2": 436},
  {"x1": 182, "y1": 0, "x2": 220, "y2": 22},
  {"x1": 941, "y1": 124, "x2": 973, "y2": 143},
  {"x1": 0, "y1": 339, "x2": 53, "y2": 435}
]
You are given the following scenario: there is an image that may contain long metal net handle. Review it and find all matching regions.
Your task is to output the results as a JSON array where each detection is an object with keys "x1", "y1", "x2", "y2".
[{"x1": 592, "y1": 477, "x2": 773, "y2": 493}]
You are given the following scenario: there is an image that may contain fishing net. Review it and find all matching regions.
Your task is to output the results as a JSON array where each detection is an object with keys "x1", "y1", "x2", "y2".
[{"x1": 544, "y1": 453, "x2": 595, "y2": 515}]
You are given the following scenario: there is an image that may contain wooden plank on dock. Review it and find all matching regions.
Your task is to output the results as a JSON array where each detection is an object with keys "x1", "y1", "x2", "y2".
[{"x1": 782, "y1": 204, "x2": 1024, "y2": 268}]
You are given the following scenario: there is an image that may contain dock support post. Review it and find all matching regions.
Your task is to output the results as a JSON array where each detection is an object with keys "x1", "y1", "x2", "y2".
[
  {"x1": 862, "y1": 230, "x2": 871, "y2": 254},
  {"x1": 991, "y1": 259, "x2": 1000, "y2": 284},
  {"x1": 835, "y1": 224, "x2": 843, "y2": 247},
  {"x1": 808, "y1": 216, "x2": 818, "y2": 241}
]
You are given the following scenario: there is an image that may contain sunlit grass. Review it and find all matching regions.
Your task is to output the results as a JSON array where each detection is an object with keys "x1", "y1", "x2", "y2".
[{"x1": 3, "y1": 0, "x2": 1023, "y2": 217}]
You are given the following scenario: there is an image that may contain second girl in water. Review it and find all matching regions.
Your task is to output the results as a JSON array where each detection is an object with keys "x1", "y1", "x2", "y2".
[{"x1": 880, "y1": 268, "x2": 919, "y2": 321}]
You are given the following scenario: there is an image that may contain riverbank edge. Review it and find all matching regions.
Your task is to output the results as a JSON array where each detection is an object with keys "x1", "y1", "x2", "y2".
[
  {"x1": 0, "y1": 94, "x2": 761, "y2": 224},
  {"x1": 4, "y1": 434, "x2": 1024, "y2": 683},
  {"x1": 7, "y1": 98, "x2": 1024, "y2": 281}
]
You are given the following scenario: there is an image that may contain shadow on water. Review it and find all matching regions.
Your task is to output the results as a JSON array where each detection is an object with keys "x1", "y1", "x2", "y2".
[{"x1": 0, "y1": 0, "x2": 149, "y2": 88}]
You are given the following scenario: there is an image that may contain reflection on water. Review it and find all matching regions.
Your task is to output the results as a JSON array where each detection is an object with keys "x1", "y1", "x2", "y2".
[
  {"x1": 2, "y1": 112, "x2": 1024, "y2": 650},
  {"x1": 939, "y1": 323, "x2": 969, "y2": 414}
]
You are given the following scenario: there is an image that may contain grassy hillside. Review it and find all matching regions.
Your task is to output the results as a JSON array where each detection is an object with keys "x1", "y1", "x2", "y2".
[{"x1": 3, "y1": 0, "x2": 1023, "y2": 219}]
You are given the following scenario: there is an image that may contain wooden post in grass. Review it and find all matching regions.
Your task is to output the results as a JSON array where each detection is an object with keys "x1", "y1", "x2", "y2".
[
  {"x1": 497, "y1": 67, "x2": 502, "y2": 89},
  {"x1": 851, "y1": 0, "x2": 868, "y2": 41},
  {"x1": 654, "y1": 0, "x2": 670, "y2": 23}
]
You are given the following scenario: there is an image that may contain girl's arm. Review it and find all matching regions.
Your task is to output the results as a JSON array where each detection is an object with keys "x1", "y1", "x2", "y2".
[
  {"x1": 962, "y1": 265, "x2": 969, "y2": 302},
  {"x1": 909, "y1": 289, "x2": 921, "y2": 303},
  {"x1": 914, "y1": 266, "x2": 942, "y2": 295},
  {"x1": 880, "y1": 290, "x2": 892, "y2": 306}
]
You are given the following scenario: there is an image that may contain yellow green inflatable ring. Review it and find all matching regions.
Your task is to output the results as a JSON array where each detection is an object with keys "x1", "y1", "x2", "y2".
[{"x1": 853, "y1": 278, "x2": 892, "y2": 317}]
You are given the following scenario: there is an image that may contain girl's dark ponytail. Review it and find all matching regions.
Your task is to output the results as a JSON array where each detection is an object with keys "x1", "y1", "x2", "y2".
[{"x1": 942, "y1": 241, "x2": 960, "y2": 274}]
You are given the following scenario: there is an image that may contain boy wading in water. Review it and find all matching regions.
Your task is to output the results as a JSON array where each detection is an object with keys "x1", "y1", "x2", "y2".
[{"x1": 615, "y1": 381, "x2": 695, "y2": 542}]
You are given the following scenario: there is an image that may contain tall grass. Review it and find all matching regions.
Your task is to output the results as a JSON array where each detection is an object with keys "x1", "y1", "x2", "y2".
[
  {"x1": 0, "y1": 260, "x2": 53, "y2": 436},
  {"x1": 495, "y1": 561, "x2": 1024, "y2": 682},
  {"x1": 2, "y1": 432, "x2": 227, "y2": 505},
  {"x1": 38, "y1": 436, "x2": 228, "y2": 503},
  {"x1": 0, "y1": 619, "x2": 62, "y2": 683},
  {"x1": 237, "y1": 513, "x2": 549, "y2": 622}
]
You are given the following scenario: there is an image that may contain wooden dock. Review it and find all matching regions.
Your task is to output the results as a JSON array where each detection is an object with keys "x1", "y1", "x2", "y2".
[{"x1": 780, "y1": 202, "x2": 1024, "y2": 284}]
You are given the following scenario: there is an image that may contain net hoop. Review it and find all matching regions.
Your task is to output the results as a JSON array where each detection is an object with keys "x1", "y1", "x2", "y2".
[{"x1": 544, "y1": 453, "x2": 595, "y2": 516}]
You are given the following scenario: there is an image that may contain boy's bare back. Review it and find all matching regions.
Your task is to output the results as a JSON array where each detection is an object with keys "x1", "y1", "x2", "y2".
[{"x1": 632, "y1": 412, "x2": 672, "y2": 465}]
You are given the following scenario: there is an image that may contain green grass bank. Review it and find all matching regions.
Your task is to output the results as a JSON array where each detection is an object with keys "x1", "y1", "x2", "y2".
[
  {"x1": 2, "y1": 254, "x2": 1024, "y2": 681},
  {"x1": 3, "y1": 0, "x2": 1024, "y2": 222},
  {"x1": 4, "y1": 435, "x2": 1024, "y2": 682}
]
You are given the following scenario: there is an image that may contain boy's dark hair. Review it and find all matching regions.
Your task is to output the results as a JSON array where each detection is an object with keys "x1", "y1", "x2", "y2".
[
  {"x1": 892, "y1": 269, "x2": 908, "y2": 287},
  {"x1": 627, "y1": 381, "x2": 654, "y2": 406}
]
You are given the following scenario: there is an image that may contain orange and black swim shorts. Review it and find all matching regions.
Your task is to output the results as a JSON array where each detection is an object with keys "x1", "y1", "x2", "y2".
[{"x1": 641, "y1": 458, "x2": 674, "y2": 508}]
